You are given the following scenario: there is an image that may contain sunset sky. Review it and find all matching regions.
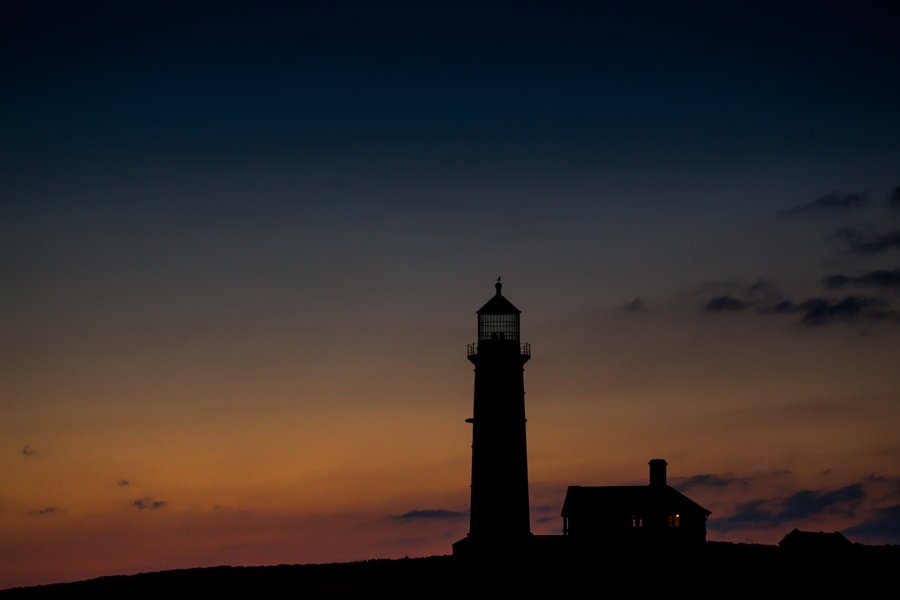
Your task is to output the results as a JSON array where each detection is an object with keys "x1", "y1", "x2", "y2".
[{"x1": 3, "y1": 1, "x2": 900, "y2": 589}]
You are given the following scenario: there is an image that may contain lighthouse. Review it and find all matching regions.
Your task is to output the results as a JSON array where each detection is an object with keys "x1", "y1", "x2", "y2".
[{"x1": 455, "y1": 280, "x2": 532, "y2": 554}]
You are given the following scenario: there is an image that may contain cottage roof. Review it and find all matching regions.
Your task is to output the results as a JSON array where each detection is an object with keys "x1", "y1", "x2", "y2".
[{"x1": 561, "y1": 485, "x2": 711, "y2": 518}]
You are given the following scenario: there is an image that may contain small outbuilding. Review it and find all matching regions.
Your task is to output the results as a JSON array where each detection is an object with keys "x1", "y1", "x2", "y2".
[{"x1": 778, "y1": 529, "x2": 853, "y2": 550}]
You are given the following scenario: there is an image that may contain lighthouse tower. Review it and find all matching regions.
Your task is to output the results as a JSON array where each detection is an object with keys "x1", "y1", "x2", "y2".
[{"x1": 455, "y1": 280, "x2": 532, "y2": 553}]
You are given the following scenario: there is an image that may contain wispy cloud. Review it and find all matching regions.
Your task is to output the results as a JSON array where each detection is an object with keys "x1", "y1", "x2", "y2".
[
  {"x1": 822, "y1": 269, "x2": 900, "y2": 291},
  {"x1": 770, "y1": 296, "x2": 899, "y2": 326},
  {"x1": 26, "y1": 507, "x2": 59, "y2": 516},
  {"x1": 844, "y1": 504, "x2": 900, "y2": 542},
  {"x1": 837, "y1": 474, "x2": 900, "y2": 543},
  {"x1": 133, "y1": 497, "x2": 167, "y2": 511},
  {"x1": 675, "y1": 470, "x2": 791, "y2": 492},
  {"x1": 117, "y1": 479, "x2": 131, "y2": 487},
  {"x1": 536, "y1": 516, "x2": 558, "y2": 524},
  {"x1": 394, "y1": 509, "x2": 467, "y2": 521},
  {"x1": 889, "y1": 184, "x2": 900, "y2": 210},
  {"x1": 780, "y1": 192, "x2": 870, "y2": 216},
  {"x1": 702, "y1": 296, "x2": 750, "y2": 312},
  {"x1": 747, "y1": 279, "x2": 785, "y2": 302},
  {"x1": 21, "y1": 444, "x2": 37, "y2": 456},
  {"x1": 697, "y1": 280, "x2": 787, "y2": 314},
  {"x1": 623, "y1": 297, "x2": 644, "y2": 312},
  {"x1": 835, "y1": 228, "x2": 900, "y2": 254},
  {"x1": 710, "y1": 484, "x2": 865, "y2": 532},
  {"x1": 699, "y1": 290, "x2": 900, "y2": 327},
  {"x1": 778, "y1": 485, "x2": 865, "y2": 521},
  {"x1": 711, "y1": 500, "x2": 774, "y2": 531},
  {"x1": 864, "y1": 474, "x2": 900, "y2": 502},
  {"x1": 677, "y1": 473, "x2": 752, "y2": 491}
]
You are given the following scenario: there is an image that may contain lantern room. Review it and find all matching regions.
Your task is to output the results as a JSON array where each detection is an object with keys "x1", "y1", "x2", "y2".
[{"x1": 477, "y1": 280, "x2": 521, "y2": 342}]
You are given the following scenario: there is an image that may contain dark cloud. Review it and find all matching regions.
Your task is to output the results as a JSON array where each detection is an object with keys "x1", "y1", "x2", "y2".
[
  {"x1": 117, "y1": 479, "x2": 131, "y2": 486},
  {"x1": 623, "y1": 298, "x2": 644, "y2": 312},
  {"x1": 21, "y1": 444, "x2": 37, "y2": 456},
  {"x1": 778, "y1": 485, "x2": 865, "y2": 521},
  {"x1": 795, "y1": 297, "x2": 897, "y2": 326},
  {"x1": 710, "y1": 484, "x2": 865, "y2": 532},
  {"x1": 134, "y1": 497, "x2": 167, "y2": 511},
  {"x1": 780, "y1": 192, "x2": 870, "y2": 216},
  {"x1": 676, "y1": 473, "x2": 751, "y2": 491},
  {"x1": 711, "y1": 500, "x2": 774, "y2": 531},
  {"x1": 675, "y1": 470, "x2": 791, "y2": 492},
  {"x1": 864, "y1": 474, "x2": 900, "y2": 502},
  {"x1": 702, "y1": 295, "x2": 750, "y2": 312},
  {"x1": 770, "y1": 469, "x2": 794, "y2": 477},
  {"x1": 843, "y1": 504, "x2": 900, "y2": 543},
  {"x1": 858, "y1": 270, "x2": 900, "y2": 289},
  {"x1": 865, "y1": 473, "x2": 900, "y2": 487},
  {"x1": 759, "y1": 296, "x2": 898, "y2": 326},
  {"x1": 759, "y1": 300, "x2": 794, "y2": 315},
  {"x1": 822, "y1": 269, "x2": 900, "y2": 290},
  {"x1": 700, "y1": 284, "x2": 899, "y2": 326},
  {"x1": 747, "y1": 279, "x2": 784, "y2": 302},
  {"x1": 840, "y1": 476, "x2": 900, "y2": 543},
  {"x1": 394, "y1": 509, "x2": 467, "y2": 520},
  {"x1": 890, "y1": 184, "x2": 900, "y2": 210},
  {"x1": 26, "y1": 507, "x2": 58, "y2": 516},
  {"x1": 835, "y1": 228, "x2": 900, "y2": 254},
  {"x1": 697, "y1": 280, "x2": 786, "y2": 316}
]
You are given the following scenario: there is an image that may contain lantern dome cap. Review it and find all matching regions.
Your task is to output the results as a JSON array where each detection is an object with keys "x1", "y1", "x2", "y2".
[{"x1": 477, "y1": 278, "x2": 521, "y2": 315}]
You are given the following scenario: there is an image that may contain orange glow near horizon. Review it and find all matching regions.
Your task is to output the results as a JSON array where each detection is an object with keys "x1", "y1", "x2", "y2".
[{"x1": 4, "y1": 301, "x2": 898, "y2": 588}]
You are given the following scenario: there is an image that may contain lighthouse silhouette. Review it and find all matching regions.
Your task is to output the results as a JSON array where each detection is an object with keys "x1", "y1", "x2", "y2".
[{"x1": 454, "y1": 279, "x2": 532, "y2": 555}]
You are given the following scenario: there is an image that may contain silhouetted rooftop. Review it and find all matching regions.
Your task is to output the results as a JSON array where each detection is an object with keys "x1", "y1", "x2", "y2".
[
  {"x1": 779, "y1": 529, "x2": 853, "y2": 548},
  {"x1": 561, "y1": 485, "x2": 711, "y2": 517},
  {"x1": 477, "y1": 282, "x2": 521, "y2": 315}
]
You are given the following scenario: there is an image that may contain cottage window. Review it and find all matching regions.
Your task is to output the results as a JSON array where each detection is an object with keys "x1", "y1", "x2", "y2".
[
  {"x1": 631, "y1": 515, "x2": 642, "y2": 528},
  {"x1": 667, "y1": 514, "x2": 681, "y2": 527}
]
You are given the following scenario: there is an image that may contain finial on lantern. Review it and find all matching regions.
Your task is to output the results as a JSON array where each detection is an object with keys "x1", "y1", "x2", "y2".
[{"x1": 495, "y1": 276, "x2": 502, "y2": 295}]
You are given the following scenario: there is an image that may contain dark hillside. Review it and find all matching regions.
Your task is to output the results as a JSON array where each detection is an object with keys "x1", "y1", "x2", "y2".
[{"x1": 3, "y1": 543, "x2": 897, "y2": 599}]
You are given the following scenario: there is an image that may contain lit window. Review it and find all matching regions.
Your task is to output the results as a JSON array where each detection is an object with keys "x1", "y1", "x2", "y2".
[
  {"x1": 631, "y1": 515, "x2": 642, "y2": 528},
  {"x1": 667, "y1": 514, "x2": 681, "y2": 527}
]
